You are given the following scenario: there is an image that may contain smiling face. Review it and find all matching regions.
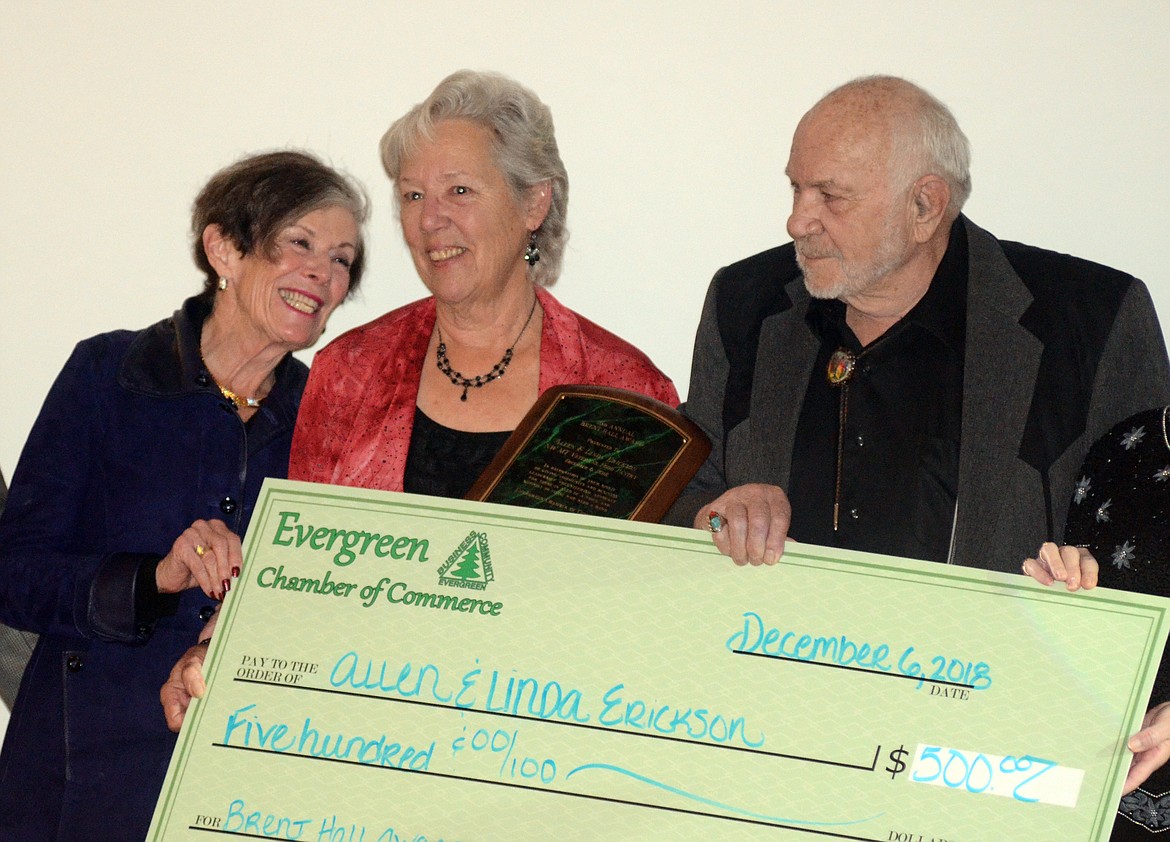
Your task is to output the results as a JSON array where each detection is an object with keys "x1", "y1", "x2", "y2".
[
  {"x1": 785, "y1": 101, "x2": 917, "y2": 302},
  {"x1": 396, "y1": 119, "x2": 547, "y2": 308},
  {"x1": 216, "y1": 205, "x2": 358, "y2": 351}
]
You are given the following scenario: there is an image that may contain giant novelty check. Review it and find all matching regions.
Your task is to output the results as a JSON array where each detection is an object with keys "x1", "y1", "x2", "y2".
[{"x1": 149, "y1": 479, "x2": 1170, "y2": 841}]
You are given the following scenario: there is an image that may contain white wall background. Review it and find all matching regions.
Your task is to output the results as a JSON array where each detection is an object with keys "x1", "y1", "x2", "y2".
[{"x1": 2, "y1": 0, "x2": 1169, "y2": 733}]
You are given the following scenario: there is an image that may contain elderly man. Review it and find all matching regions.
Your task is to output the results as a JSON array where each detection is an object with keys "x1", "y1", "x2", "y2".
[
  {"x1": 664, "y1": 76, "x2": 1170, "y2": 827},
  {"x1": 665, "y1": 75, "x2": 1170, "y2": 573}
]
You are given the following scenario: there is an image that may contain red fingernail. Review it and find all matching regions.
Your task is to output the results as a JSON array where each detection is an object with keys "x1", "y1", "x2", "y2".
[
  {"x1": 222, "y1": 578, "x2": 231, "y2": 594},
  {"x1": 231, "y1": 566, "x2": 240, "y2": 578}
]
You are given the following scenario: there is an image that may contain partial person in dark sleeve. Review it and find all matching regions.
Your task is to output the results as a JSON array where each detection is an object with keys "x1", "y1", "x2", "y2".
[{"x1": 1025, "y1": 406, "x2": 1170, "y2": 839}]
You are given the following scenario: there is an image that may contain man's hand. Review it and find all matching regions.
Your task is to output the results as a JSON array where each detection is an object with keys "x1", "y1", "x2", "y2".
[{"x1": 694, "y1": 483, "x2": 791, "y2": 566}]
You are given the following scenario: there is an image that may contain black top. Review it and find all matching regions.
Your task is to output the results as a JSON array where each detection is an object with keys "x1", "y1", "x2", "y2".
[
  {"x1": 403, "y1": 408, "x2": 512, "y2": 499},
  {"x1": 1064, "y1": 405, "x2": 1170, "y2": 835},
  {"x1": 787, "y1": 221, "x2": 968, "y2": 562}
]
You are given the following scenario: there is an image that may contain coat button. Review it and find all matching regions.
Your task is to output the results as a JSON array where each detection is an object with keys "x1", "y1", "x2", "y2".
[
  {"x1": 196, "y1": 373, "x2": 210, "y2": 387},
  {"x1": 220, "y1": 497, "x2": 238, "y2": 515},
  {"x1": 66, "y1": 654, "x2": 83, "y2": 672},
  {"x1": 849, "y1": 507, "x2": 860, "y2": 520},
  {"x1": 198, "y1": 605, "x2": 216, "y2": 621}
]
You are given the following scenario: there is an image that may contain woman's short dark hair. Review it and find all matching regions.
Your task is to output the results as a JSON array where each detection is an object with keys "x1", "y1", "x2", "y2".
[{"x1": 191, "y1": 150, "x2": 369, "y2": 301}]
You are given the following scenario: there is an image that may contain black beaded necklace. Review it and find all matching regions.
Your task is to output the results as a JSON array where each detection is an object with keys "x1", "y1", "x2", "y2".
[{"x1": 435, "y1": 296, "x2": 539, "y2": 401}]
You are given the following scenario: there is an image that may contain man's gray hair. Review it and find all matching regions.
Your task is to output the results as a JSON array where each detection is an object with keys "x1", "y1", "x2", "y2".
[
  {"x1": 380, "y1": 69, "x2": 569, "y2": 286},
  {"x1": 824, "y1": 75, "x2": 972, "y2": 218}
]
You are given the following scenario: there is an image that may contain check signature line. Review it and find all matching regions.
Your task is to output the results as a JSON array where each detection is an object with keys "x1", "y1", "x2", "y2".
[
  {"x1": 233, "y1": 677, "x2": 877, "y2": 771},
  {"x1": 732, "y1": 650, "x2": 975, "y2": 690},
  {"x1": 184, "y1": 827, "x2": 425, "y2": 842},
  {"x1": 209, "y1": 743, "x2": 888, "y2": 839},
  {"x1": 184, "y1": 830, "x2": 423, "y2": 841}
]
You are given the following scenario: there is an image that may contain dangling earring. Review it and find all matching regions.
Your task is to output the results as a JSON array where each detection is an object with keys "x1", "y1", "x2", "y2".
[
  {"x1": 523, "y1": 231, "x2": 540, "y2": 266},
  {"x1": 217, "y1": 277, "x2": 229, "y2": 291}
]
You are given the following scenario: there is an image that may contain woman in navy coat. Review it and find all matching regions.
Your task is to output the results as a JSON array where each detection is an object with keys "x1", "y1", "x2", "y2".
[{"x1": 0, "y1": 151, "x2": 367, "y2": 840}]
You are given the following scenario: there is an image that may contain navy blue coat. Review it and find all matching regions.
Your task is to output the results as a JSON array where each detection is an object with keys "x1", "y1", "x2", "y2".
[{"x1": 0, "y1": 296, "x2": 308, "y2": 840}]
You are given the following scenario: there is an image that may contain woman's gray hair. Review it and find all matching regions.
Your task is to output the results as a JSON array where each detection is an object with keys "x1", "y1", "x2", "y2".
[
  {"x1": 825, "y1": 75, "x2": 972, "y2": 218},
  {"x1": 380, "y1": 69, "x2": 569, "y2": 286}
]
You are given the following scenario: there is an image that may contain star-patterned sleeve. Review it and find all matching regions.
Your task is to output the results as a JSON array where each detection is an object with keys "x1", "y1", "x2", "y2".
[
  {"x1": 1065, "y1": 408, "x2": 1170, "y2": 833},
  {"x1": 1064, "y1": 407, "x2": 1170, "y2": 584}
]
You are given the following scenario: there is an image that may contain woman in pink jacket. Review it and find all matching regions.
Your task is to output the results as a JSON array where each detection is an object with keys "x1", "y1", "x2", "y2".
[{"x1": 291, "y1": 68, "x2": 677, "y2": 496}]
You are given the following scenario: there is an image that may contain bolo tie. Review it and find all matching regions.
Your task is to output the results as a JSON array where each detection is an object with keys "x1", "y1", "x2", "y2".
[{"x1": 825, "y1": 340, "x2": 888, "y2": 531}]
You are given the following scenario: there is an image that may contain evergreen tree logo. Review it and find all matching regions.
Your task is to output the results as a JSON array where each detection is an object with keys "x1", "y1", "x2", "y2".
[
  {"x1": 450, "y1": 542, "x2": 482, "y2": 581},
  {"x1": 438, "y1": 531, "x2": 494, "y2": 591}
]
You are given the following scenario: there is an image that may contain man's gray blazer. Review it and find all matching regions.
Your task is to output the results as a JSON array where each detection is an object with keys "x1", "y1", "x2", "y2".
[{"x1": 665, "y1": 216, "x2": 1170, "y2": 573}]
